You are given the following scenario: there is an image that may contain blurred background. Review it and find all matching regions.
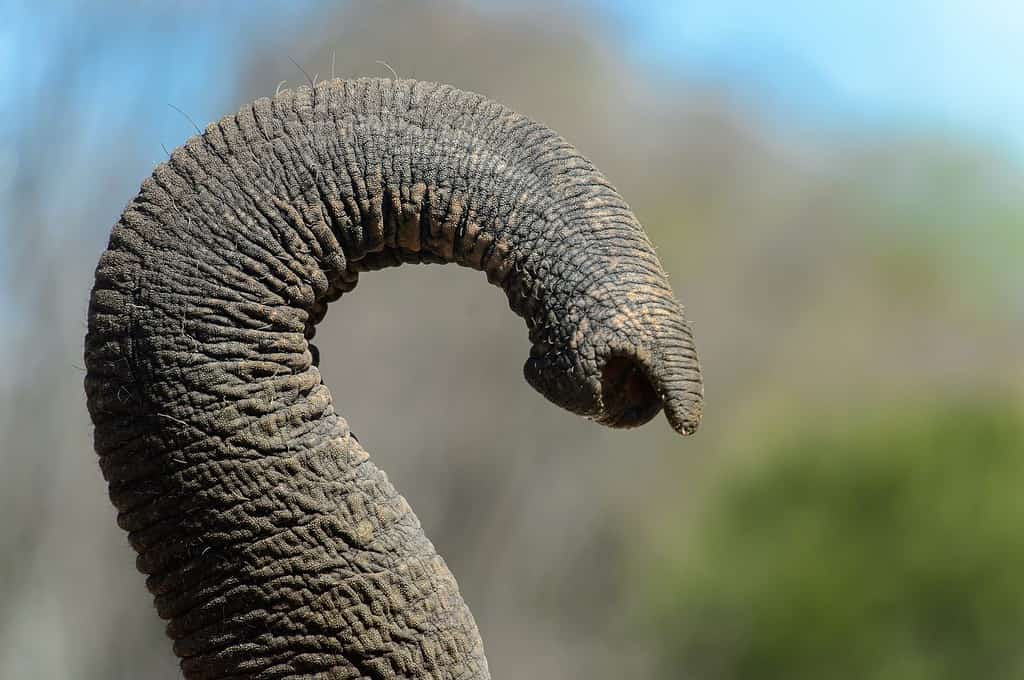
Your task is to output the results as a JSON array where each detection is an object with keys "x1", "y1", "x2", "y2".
[{"x1": 2, "y1": 1, "x2": 1021, "y2": 678}]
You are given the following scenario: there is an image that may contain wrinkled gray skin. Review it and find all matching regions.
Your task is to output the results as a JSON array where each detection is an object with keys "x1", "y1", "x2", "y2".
[{"x1": 84, "y1": 78, "x2": 702, "y2": 679}]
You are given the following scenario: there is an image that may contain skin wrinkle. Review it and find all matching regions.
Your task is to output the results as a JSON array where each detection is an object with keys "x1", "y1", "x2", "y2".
[
  {"x1": 194, "y1": 158, "x2": 309, "y2": 291},
  {"x1": 84, "y1": 78, "x2": 701, "y2": 679}
]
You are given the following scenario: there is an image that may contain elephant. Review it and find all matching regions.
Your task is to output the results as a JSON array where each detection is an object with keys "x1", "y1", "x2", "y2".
[{"x1": 84, "y1": 78, "x2": 702, "y2": 679}]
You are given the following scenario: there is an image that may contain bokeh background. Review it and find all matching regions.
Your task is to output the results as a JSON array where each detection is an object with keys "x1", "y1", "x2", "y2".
[{"x1": 2, "y1": 2, "x2": 1022, "y2": 678}]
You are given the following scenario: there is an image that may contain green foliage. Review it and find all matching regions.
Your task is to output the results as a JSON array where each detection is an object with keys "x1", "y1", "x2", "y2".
[{"x1": 645, "y1": 401, "x2": 1024, "y2": 680}]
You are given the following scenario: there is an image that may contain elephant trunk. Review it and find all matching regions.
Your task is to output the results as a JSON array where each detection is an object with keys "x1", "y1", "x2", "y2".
[{"x1": 84, "y1": 78, "x2": 701, "y2": 679}]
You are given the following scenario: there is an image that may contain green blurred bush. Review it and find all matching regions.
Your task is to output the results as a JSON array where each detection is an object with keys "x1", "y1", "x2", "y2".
[{"x1": 644, "y1": 400, "x2": 1024, "y2": 680}]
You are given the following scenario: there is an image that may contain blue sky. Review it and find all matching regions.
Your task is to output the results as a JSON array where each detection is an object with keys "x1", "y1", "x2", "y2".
[
  {"x1": 593, "y1": 0, "x2": 1024, "y2": 153},
  {"x1": 0, "y1": 0, "x2": 1016, "y2": 262},
  {"x1": 2, "y1": 0, "x2": 1021, "y2": 276},
  {"x1": 1, "y1": 0, "x2": 1019, "y2": 261},
  {"x1": 3, "y1": 0, "x2": 1021, "y2": 167}
]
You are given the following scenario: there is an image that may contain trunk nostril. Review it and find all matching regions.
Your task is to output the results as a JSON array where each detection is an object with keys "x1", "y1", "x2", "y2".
[
  {"x1": 530, "y1": 341, "x2": 552, "y2": 358},
  {"x1": 599, "y1": 354, "x2": 663, "y2": 428}
]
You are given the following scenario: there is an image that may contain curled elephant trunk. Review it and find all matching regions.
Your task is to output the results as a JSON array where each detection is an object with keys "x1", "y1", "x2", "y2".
[{"x1": 84, "y1": 78, "x2": 702, "y2": 679}]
